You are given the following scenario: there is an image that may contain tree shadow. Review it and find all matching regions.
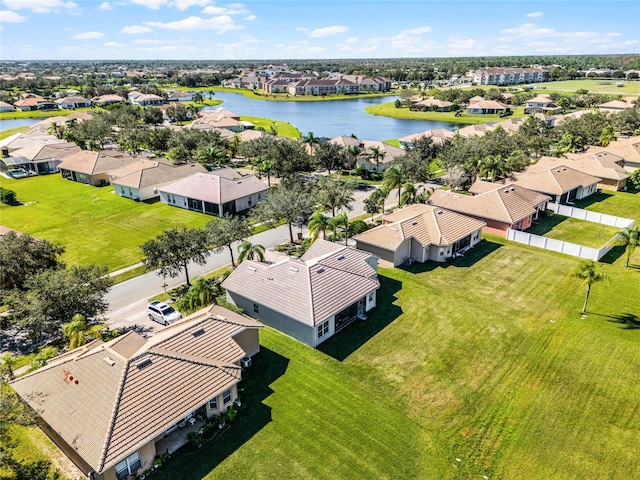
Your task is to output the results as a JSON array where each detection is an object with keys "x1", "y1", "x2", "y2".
[
  {"x1": 399, "y1": 239, "x2": 502, "y2": 274},
  {"x1": 588, "y1": 312, "x2": 640, "y2": 330},
  {"x1": 150, "y1": 347, "x2": 289, "y2": 479},
  {"x1": 573, "y1": 191, "x2": 614, "y2": 209},
  {"x1": 525, "y1": 214, "x2": 568, "y2": 236},
  {"x1": 598, "y1": 245, "x2": 625, "y2": 264},
  {"x1": 318, "y1": 275, "x2": 403, "y2": 361}
]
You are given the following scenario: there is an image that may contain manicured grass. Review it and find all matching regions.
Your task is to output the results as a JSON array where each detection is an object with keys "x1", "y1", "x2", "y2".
[
  {"x1": 365, "y1": 102, "x2": 527, "y2": 124},
  {"x1": 526, "y1": 214, "x2": 621, "y2": 248},
  {"x1": 533, "y1": 79, "x2": 640, "y2": 95},
  {"x1": 186, "y1": 99, "x2": 223, "y2": 108},
  {"x1": 111, "y1": 264, "x2": 146, "y2": 284},
  {"x1": 0, "y1": 126, "x2": 29, "y2": 140},
  {"x1": 574, "y1": 189, "x2": 640, "y2": 223},
  {"x1": 150, "y1": 236, "x2": 640, "y2": 479},
  {"x1": 240, "y1": 116, "x2": 301, "y2": 138},
  {"x1": 0, "y1": 175, "x2": 210, "y2": 272},
  {"x1": 0, "y1": 107, "x2": 95, "y2": 120}
]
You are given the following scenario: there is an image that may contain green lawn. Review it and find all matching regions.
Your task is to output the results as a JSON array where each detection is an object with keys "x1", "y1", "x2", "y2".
[
  {"x1": 149, "y1": 236, "x2": 640, "y2": 480},
  {"x1": 5, "y1": 423, "x2": 72, "y2": 479},
  {"x1": 365, "y1": 102, "x2": 527, "y2": 124},
  {"x1": 526, "y1": 214, "x2": 621, "y2": 248},
  {"x1": 0, "y1": 175, "x2": 210, "y2": 271},
  {"x1": 0, "y1": 107, "x2": 96, "y2": 120},
  {"x1": 240, "y1": 116, "x2": 300, "y2": 138},
  {"x1": 574, "y1": 189, "x2": 640, "y2": 223},
  {"x1": 0, "y1": 126, "x2": 29, "y2": 140},
  {"x1": 532, "y1": 79, "x2": 640, "y2": 95}
]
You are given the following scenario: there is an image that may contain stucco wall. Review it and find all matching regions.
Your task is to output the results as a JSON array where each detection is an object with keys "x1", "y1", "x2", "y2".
[
  {"x1": 232, "y1": 328, "x2": 260, "y2": 358},
  {"x1": 354, "y1": 241, "x2": 395, "y2": 265}
]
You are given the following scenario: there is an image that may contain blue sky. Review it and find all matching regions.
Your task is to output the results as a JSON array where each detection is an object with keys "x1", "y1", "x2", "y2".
[{"x1": 0, "y1": 1, "x2": 638, "y2": 60}]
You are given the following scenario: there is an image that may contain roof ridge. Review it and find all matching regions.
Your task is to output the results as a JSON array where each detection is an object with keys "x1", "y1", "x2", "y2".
[
  {"x1": 428, "y1": 210, "x2": 445, "y2": 244},
  {"x1": 97, "y1": 358, "x2": 130, "y2": 472},
  {"x1": 306, "y1": 265, "x2": 316, "y2": 326},
  {"x1": 149, "y1": 347, "x2": 241, "y2": 370},
  {"x1": 494, "y1": 189, "x2": 516, "y2": 223}
]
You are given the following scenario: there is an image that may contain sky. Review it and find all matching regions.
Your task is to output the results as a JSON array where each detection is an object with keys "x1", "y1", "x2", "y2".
[{"x1": 0, "y1": 1, "x2": 638, "y2": 61}]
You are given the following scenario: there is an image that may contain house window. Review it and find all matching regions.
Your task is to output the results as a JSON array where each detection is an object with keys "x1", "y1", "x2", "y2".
[
  {"x1": 209, "y1": 396, "x2": 218, "y2": 410},
  {"x1": 223, "y1": 389, "x2": 232, "y2": 405},
  {"x1": 317, "y1": 321, "x2": 329, "y2": 338},
  {"x1": 253, "y1": 303, "x2": 259, "y2": 314},
  {"x1": 115, "y1": 451, "x2": 141, "y2": 480}
]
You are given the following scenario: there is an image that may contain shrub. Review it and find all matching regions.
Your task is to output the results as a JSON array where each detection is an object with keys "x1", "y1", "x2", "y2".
[
  {"x1": 0, "y1": 187, "x2": 17, "y2": 205},
  {"x1": 349, "y1": 220, "x2": 370, "y2": 235}
]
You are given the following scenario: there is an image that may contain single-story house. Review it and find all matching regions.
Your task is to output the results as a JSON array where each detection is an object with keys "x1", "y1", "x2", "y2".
[
  {"x1": 11, "y1": 306, "x2": 262, "y2": 480},
  {"x1": 91, "y1": 94, "x2": 126, "y2": 106},
  {"x1": 353, "y1": 204, "x2": 485, "y2": 266},
  {"x1": 430, "y1": 183, "x2": 551, "y2": 237},
  {"x1": 585, "y1": 136, "x2": 640, "y2": 171},
  {"x1": 597, "y1": 99, "x2": 636, "y2": 113},
  {"x1": 13, "y1": 96, "x2": 58, "y2": 111},
  {"x1": 129, "y1": 93, "x2": 166, "y2": 106},
  {"x1": 467, "y1": 95, "x2": 485, "y2": 105},
  {"x1": 412, "y1": 98, "x2": 453, "y2": 112},
  {"x1": 524, "y1": 95, "x2": 563, "y2": 114},
  {"x1": 222, "y1": 239, "x2": 379, "y2": 347},
  {"x1": 56, "y1": 96, "x2": 91, "y2": 109},
  {"x1": 533, "y1": 112, "x2": 556, "y2": 127},
  {"x1": 158, "y1": 168, "x2": 268, "y2": 217},
  {"x1": 466, "y1": 100, "x2": 508, "y2": 115},
  {"x1": 58, "y1": 150, "x2": 137, "y2": 186},
  {"x1": 456, "y1": 123, "x2": 497, "y2": 138},
  {"x1": 189, "y1": 109, "x2": 252, "y2": 132},
  {"x1": 109, "y1": 160, "x2": 207, "y2": 201},
  {"x1": 0, "y1": 101, "x2": 15, "y2": 112},
  {"x1": 497, "y1": 117, "x2": 526, "y2": 134},
  {"x1": 356, "y1": 141, "x2": 406, "y2": 172},
  {"x1": 165, "y1": 90, "x2": 193, "y2": 102},
  {"x1": 9, "y1": 142, "x2": 82, "y2": 174},
  {"x1": 398, "y1": 128, "x2": 456, "y2": 149},
  {"x1": 486, "y1": 164, "x2": 600, "y2": 204},
  {"x1": 538, "y1": 153, "x2": 629, "y2": 191}
]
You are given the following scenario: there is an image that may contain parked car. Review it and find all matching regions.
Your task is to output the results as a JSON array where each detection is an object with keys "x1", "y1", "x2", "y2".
[{"x1": 147, "y1": 300, "x2": 182, "y2": 326}]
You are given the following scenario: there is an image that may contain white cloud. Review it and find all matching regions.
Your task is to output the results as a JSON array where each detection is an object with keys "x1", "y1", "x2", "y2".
[
  {"x1": 133, "y1": 37, "x2": 192, "y2": 44},
  {"x1": 3, "y1": 0, "x2": 77, "y2": 13},
  {"x1": 131, "y1": 0, "x2": 167, "y2": 9},
  {"x1": 244, "y1": 14, "x2": 256, "y2": 21},
  {"x1": 99, "y1": 2, "x2": 111, "y2": 10},
  {"x1": 606, "y1": 32, "x2": 622, "y2": 37},
  {"x1": 121, "y1": 25, "x2": 152, "y2": 34},
  {"x1": 447, "y1": 37, "x2": 485, "y2": 56},
  {"x1": 73, "y1": 31, "x2": 106, "y2": 39},
  {"x1": 390, "y1": 26, "x2": 433, "y2": 53},
  {"x1": 104, "y1": 41, "x2": 125, "y2": 48},
  {"x1": 0, "y1": 10, "x2": 27, "y2": 22},
  {"x1": 526, "y1": 12, "x2": 543, "y2": 17},
  {"x1": 144, "y1": 15, "x2": 242, "y2": 33},
  {"x1": 201, "y1": 3, "x2": 248, "y2": 15},
  {"x1": 298, "y1": 25, "x2": 348, "y2": 38},
  {"x1": 500, "y1": 23, "x2": 556, "y2": 38},
  {"x1": 345, "y1": 37, "x2": 358, "y2": 44},
  {"x1": 172, "y1": 0, "x2": 209, "y2": 10}
]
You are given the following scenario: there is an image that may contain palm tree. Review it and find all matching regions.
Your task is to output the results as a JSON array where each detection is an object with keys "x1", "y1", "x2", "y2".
[
  {"x1": 302, "y1": 131, "x2": 319, "y2": 155},
  {"x1": 383, "y1": 164, "x2": 405, "y2": 207},
  {"x1": 256, "y1": 158, "x2": 275, "y2": 186},
  {"x1": 197, "y1": 146, "x2": 227, "y2": 169},
  {"x1": 479, "y1": 155, "x2": 507, "y2": 182},
  {"x1": 62, "y1": 314, "x2": 103, "y2": 350},
  {"x1": 308, "y1": 210, "x2": 330, "y2": 242},
  {"x1": 608, "y1": 226, "x2": 640, "y2": 268},
  {"x1": 1, "y1": 353, "x2": 17, "y2": 381},
  {"x1": 238, "y1": 240, "x2": 266, "y2": 263},
  {"x1": 187, "y1": 104, "x2": 200, "y2": 120},
  {"x1": 192, "y1": 92, "x2": 204, "y2": 104},
  {"x1": 599, "y1": 126, "x2": 617, "y2": 147},
  {"x1": 47, "y1": 121, "x2": 63, "y2": 139},
  {"x1": 570, "y1": 260, "x2": 610, "y2": 314},
  {"x1": 328, "y1": 211, "x2": 349, "y2": 245},
  {"x1": 207, "y1": 90, "x2": 215, "y2": 99},
  {"x1": 366, "y1": 146, "x2": 385, "y2": 172},
  {"x1": 228, "y1": 135, "x2": 242, "y2": 159},
  {"x1": 401, "y1": 184, "x2": 433, "y2": 205},
  {"x1": 173, "y1": 276, "x2": 220, "y2": 314},
  {"x1": 345, "y1": 144, "x2": 362, "y2": 169}
]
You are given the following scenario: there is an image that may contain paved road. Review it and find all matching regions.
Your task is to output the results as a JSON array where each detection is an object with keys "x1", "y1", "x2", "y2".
[{"x1": 104, "y1": 182, "x2": 440, "y2": 330}]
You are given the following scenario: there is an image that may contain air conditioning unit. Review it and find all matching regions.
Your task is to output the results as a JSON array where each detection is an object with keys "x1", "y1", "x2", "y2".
[{"x1": 240, "y1": 356, "x2": 252, "y2": 368}]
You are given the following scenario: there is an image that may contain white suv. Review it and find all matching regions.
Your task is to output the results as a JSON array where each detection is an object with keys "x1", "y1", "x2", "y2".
[{"x1": 147, "y1": 301, "x2": 182, "y2": 326}]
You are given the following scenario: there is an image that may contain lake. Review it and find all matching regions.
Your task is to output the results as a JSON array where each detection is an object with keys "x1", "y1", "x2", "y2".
[{"x1": 0, "y1": 93, "x2": 464, "y2": 141}]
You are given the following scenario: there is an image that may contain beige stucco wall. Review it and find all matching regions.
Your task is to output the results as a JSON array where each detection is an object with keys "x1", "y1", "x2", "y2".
[
  {"x1": 101, "y1": 441, "x2": 156, "y2": 480},
  {"x1": 599, "y1": 178, "x2": 626, "y2": 191},
  {"x1": 232, "y1": 328, "x2": 260, "y2": 358},
  {"x1": 205, "y1": 384, "x2": 239, "y2": 417},
  {"x1": 393, "y1": 238, "x2": 411, "y2": 266}
]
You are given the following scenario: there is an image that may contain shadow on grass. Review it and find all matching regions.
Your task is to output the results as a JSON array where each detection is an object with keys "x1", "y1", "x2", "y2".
[
  {"x1": 318, "y1": 275, "x2": 403, "y2": 362},
  {"x1": 525, "y1": 213, "x2": 568, "y2": 236},
  {"x1": 142, "y1": 197, "x2": 161, "y2": 205},
  {"x1": 589, "y1": 312, "x2": 640, "y2": 330},
  {"x1": 573, "y1": 191, "x2": 614, "y2": 209},
  {"x1": 149, "y1": 347, "x2": 289, "y2": 480},
  {"x1": 598, "y1": 245, "x2": 625, "y2": 264},
  {"x1": 398, "y1": 239, "x2": 502, "y2": 274}
]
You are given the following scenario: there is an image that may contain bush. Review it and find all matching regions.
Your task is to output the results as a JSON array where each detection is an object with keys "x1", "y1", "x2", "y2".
[
  {"x1": 349, "y1": 220, "x2": 369, "y2": 235},
  {"x1": 0, "y1": 187, "x2": 17, "y2": 205}
]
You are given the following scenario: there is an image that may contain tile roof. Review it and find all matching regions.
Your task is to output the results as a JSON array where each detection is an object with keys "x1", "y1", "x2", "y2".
[
  {"x1": 398, "y1": 128, "x2": 455, "y2": 145},
  {"x1": 498, "y1": 164, "x2": 601, "y2": 195},
  {"x1": 430, "y1": 185, "x2": 551, "y2": 224},
  {"x1": 158, "y1": 169, "x2": 268, "y2": 204},
  {"x1": 355, "y1": 204, "x2": 485, "y2": 250},
  {"x1": 11, "y1": 306, "x2": 262, "y2": 474},
  {"x1": 57, "y1": 150, "x2": 137, "y2": 175},
  {"x1": 222, "y1": 239, "x2": 379, "y2": 327},
  {"x1": 109, "y1": 160, "x2": 207, "y2": 189},
  {"x1": 10, "y1": 142, "x2": 81, "y2": 162},
  {"x1": 538, "y1": 154, "x2": 629, "y2": 181}
]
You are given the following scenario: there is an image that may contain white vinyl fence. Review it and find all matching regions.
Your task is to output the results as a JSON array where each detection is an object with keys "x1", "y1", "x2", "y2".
[{"x1": 547, "y1": 203, "x2": 635, "y2": 229}]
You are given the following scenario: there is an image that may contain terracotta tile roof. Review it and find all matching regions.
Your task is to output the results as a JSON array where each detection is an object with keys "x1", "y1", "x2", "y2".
[
  {"x1": 398, "y1": 128, "x2": 455, "y2": 145},
  {"x1": 11, "y1": 142, "x2": 81, "y2": 162},
  {"x1": 594, "y1": 136, "x2": 640, "y2": 164},
  {"x1": 158, "y1": 169, "x2": 268, "y2": 204},
  {"x1": 57, "y1": 150, "x2": 137, "y2": 175},
  {"x1": 355, "y1": 204, "x2": 485, "y2": 250},
  {"x1": 10, "y1": 307, "x2": 262, "y2": 474},
  {"x1": 222, "y1": 239, "x2": 379, "y2": 327},
  {"x1": 504, "y1": 164, "x2": 601, "y2": 195},
  {"x1": 456, "y1": 123, "x2": 497, "y2": 138},
  {"x1": 539, "y1": 154, "x2": 629, "y2": 181},
  {"x1": 414, "y1": 98, "x2": 453, "y2": 108},
  {"x1": 598, "y1": 100, "x2": 633, "y2": 110},
  {"x1": 466, "y1": 100, "x2": 507, "y2": 110},
  {"x1": 430, "y1": 185, "x2": 551, "y2": 224},
  {"x1": 109, "y1": 160, "x2": 207, "y2": 189}
]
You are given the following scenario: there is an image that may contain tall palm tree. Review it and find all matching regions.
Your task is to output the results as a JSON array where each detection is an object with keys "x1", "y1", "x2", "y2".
[
  {"x1": 345, "y1": 144, "x2": 362, "y2": 169},
  {"x1": 308, "y1": 210, "x2": 330, "y2": 242},
  {"x1": 599, "y1": 126, "x2": 617, "y2": 147},
  {"x1": 47, "y1": 121, "x2": 63, "y2": 139},
  {"x1": 302, "y1": 131, "x2": 319, "y2": 155},
  {"x1": 197, "y1": 146, "x2": 227, "y2": 169},
  {"x1": 608, "y1": 226, "x2": 640, "y2": 268},
  {"x1": 383, "y1": 164, "x2": 405, "y2": 207},
  {"x1": 479, "y1": 155, "x2": 507, "y2": 182},
  {"x1": 62, "y1": 314, "x2": 103, "y2": 350},
  {"x1": 570, "y1": 260, "x2": 610, "y2": 314},
  {"x1": 192, "y1": 92, "x2": 204, "y2": 104},
  {"x1": 328, "y1": 211, "x2": 349, "y2": 245},
  {"x1": 238, "y1": 240, "x2": 266, "y2": 263},
  {"x1": 366, "y1": 146, "x2": 385, "y2": 172},
  {"x1": 256, "y1": 158, "x2": 275, "y2": 186}
]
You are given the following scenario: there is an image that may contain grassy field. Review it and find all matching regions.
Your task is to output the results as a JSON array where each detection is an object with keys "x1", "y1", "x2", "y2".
[
  {"x1": 0, "y1": 125, "x2": 29, "y2": 140},
  {"x1": 365, "y1": 102, "x2": 527, "y2": 124},
  {"x1": 575, "y1": 189, "x2": 640, "y2": 223},
  {"x1": 532, "y1": 79, "x2": 640, "y2": 95},
  {"x1": 0, "y1": 175, "x2": 210, "y2": 272},
  {"x1": 149, "y1": 230, "x2": 640, "y2": 480},
  {"x1": 526, "y1": 214, "x2": 622, "y2": 248},
  {"x1": 240, "y1": 116, "x2": 301, "y2": 138},
  {"x1": 0, "y1": 107, "x2": 96, "y2": 120}
]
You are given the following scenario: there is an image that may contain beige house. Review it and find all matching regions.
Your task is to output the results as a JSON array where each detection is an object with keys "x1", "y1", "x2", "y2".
[
  {"x1": 466, "y1": 100, "x2": 508, "y2": 115},
  {"x1": 597, "y1": 99, "x2": 636, "y2": 113},
  {"x1": 538, "y1": 153, "x2": 629, "y2": 191},
  {"x1": 356, "y1": 141, "x2": 406, "y2": 172},
  {"x1": 354, "y1": 204, "x2": 485, "y2": 266},
  {"x1": 412, "y1": 98, "x2": 453, "y2": 112},
  {"x1": 223, "y1": 240, "x2": 379, "y2": 347},
  {"x1": 398, "y1": 128, "x2": 456, "y2": 148},
  {"x1": 109, "y1": 159, "x2": 207, "y2": 201},
  {"x1": 524, "y1": 95, "x2": 562, "y2": 114},
  {"x1": 11, "y1": 306, "x2": 263, "y2": 480},
  {"x1": 58, "y1": 150, "x2": 137, "y2": 186},
  {"x1": 583, "y1": 136, "x2": 640, "y2": 171},
  {"x1": 10, "y1": 142, "x2": 81, "y2": 174},
  {"x1": 430, "y1": 183, "x2": 550, "y2": 237}
]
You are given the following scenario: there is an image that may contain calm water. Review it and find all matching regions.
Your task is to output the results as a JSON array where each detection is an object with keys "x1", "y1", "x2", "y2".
[
  {"x1": 204, "y1": 92, "x2": 461, "y2": 140},
  {"x1": 0, "y1": 93, "x2": 463, "y2": 141}
]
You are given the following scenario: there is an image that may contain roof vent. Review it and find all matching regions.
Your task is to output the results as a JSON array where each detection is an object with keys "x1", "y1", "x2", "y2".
[
  {"x1": 436, "y1": 210, "x2": 444, "y2": 214},
  {"x1": 248, "y1": 266, "x2": 257, "y2": 272},
  {"x1": 316, "y1": 268, "x2": 325, "y2": 274},
  {"x1": 135, "y1": 359, "x2": 153, "y2": 370},
  {"x1": 389, "y1": 227, "x2": 398, "y2": 231},
  {"x1": 411, "y1": 221, "x2": 418, "y2": 226},
  {"x1": 337, "y1": 255, "x2": 345, "y2": 260},
  {"x1": 103, "y1": 357, "x2": 116, "y2": 366},
  {"x1": 214, "y1": 314, "x2": 226, "y2": 321},
  {"x1": 288, "y1": 266, "x2": 299, "y2": 272},
  {"x1": 192, "y1": 328, "x2": 205, "y2": 338}
]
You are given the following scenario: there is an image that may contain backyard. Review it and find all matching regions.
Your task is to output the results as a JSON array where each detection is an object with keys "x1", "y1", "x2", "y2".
[
  {"x1": 525, "y1": 213, "x2": 622, "y2": 248},
  {"x1": 0, "y1": 175, "x2": 210, "y2": 272},
  {"x1": 365, "y1": 102, "x2": 527, "y2": 124},
  {"x1": 147, "y1": 233, "x2": 640, "y2": 480}
]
